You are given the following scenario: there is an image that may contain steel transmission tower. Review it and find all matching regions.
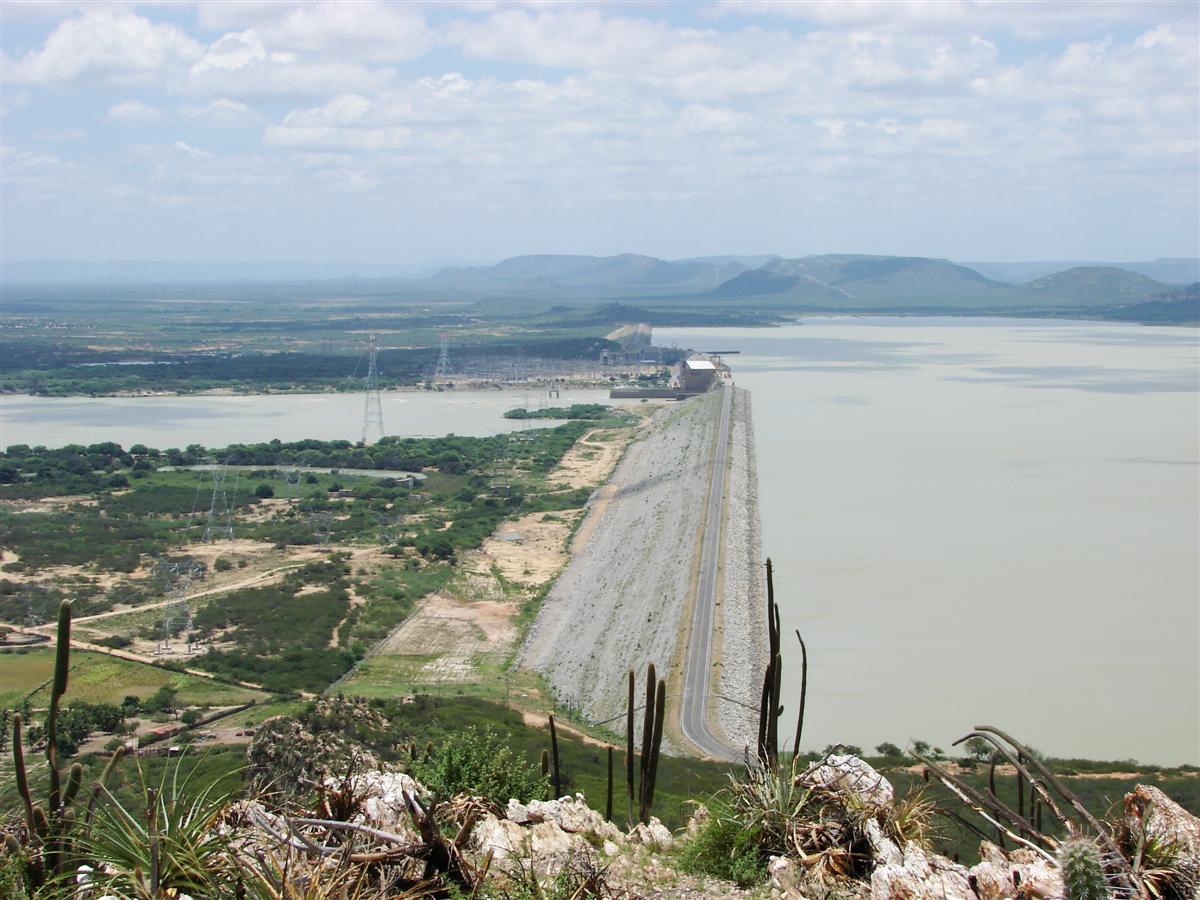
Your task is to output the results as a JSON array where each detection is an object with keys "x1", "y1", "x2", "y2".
[
  {"x1": 202, "y1": 465, "x2": 235, "y2": 542},
  {"x1": 155, "y1": 560, "x2": 202, "y2": 655},
  {"x1": 362, "y1": 334, "x2": 385, "y2": 445},
  {"x1": 434, "y1": 332, "x2": 453, "y2": 380}
]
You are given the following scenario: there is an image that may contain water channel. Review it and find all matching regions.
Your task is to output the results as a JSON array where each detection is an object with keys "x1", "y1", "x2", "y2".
[{"x1": 657, "y1": 317, "x2": 1199, "y2": 765}]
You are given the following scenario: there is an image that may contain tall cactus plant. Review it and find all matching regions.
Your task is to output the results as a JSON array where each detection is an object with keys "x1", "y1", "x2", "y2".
[
  {"x1": 8, "y1": 600, "x2": 124, "y2": 887},
  {"x1": 625, "y1": 669, "x2": 636, "y2": 825},
  {"x1": 547, "y1": 714, "x2": 562, "y2": 799},
  {"x1": 624, "y1": 663, "x2": 666, "y2": 825},
  {"x1": 757, "y1": 559, "x2": 783, "y2": 765},
  {"x1": 755, "y1": 560, "x2": 809, "y2": 765}
]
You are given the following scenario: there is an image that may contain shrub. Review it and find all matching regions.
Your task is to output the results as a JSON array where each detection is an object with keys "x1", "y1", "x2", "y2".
[
  {"x1": 254, "y1": 483, "x2": 274, "y2": 499},
  {"x1": 213, "y1": 557, "x2": 233, "y2": 572},
  {"x1": 678, "y1": 814, "x2": 766, "y2": 886},
  {"x1": 409, "y1": 726, "x2": 548, "y2": 806}
]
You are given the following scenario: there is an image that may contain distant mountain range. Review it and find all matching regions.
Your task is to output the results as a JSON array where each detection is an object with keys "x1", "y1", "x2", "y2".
[
  {"x1": 961, "y1": 258, "x2": 1199, "y2": 285},
  {"x1": 428, "y1": 253, "x2": 1197, "y2": 311},
  {"x1": 4, "y1": 254, "x2": 1197, "y2": 320},
  {"x1": 426, "y1": 253, "x2": 747, "y2": 292}
]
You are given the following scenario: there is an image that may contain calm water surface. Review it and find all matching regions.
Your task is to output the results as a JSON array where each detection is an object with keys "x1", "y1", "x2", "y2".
[
  {"x1": 658, "y1": 317, "x2": 1199, "y2": 765},
  {"x1": 0, "y1": 388, "x2": 624, "y2": 449}
]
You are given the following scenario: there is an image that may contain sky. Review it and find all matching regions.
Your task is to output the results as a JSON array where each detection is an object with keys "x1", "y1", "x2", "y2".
[{"x1": 2, "y1": 0, "x2": 1198, "y2": 267}]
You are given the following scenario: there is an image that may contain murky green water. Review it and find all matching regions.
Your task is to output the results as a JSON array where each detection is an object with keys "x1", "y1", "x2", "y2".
[{"x1": 658, "y1": 318, "x2": 1199, "y2": 765}]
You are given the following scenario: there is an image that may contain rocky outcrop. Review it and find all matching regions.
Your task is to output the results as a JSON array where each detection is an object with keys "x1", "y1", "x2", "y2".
[
  {"x1": 771, "y1": 755, "x2": 1068, "y2": 900},
  {"x1": 967, "y1": 842, "x2": 1062, "y2": 899},
  {"x1": 1125, "y1": 784, "x2": 1200, "y2": 858},
  {"x1": 800, "y1": 754, "x2": 895, "y2": 808}
]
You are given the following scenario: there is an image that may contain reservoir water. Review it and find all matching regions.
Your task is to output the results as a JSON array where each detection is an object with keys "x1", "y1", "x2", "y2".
[
  {"x1": 0, "y1": 388, "x2": 623, "y2": 450},
  {"x1": 2, "y1": 319, "x2": 1196, "y2": 763},
  {"x1": 658, "y1": 318, "x2": 1199, "y2": 765}
]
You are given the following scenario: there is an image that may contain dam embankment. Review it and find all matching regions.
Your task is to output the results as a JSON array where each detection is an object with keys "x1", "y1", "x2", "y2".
[
  {"x1": 519, "y1": 386, "x2": 765, "y2": 752},
  {"x1": 715, "y1": 388, "x2": 768, "y2": 748}
]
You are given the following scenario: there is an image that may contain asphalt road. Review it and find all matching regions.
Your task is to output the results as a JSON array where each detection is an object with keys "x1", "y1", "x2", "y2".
[{"x1": 679, "y1": 384, "x2": 741, "y2": 761}]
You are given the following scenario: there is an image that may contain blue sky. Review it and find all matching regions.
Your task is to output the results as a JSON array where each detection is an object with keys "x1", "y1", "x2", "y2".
[{"x1": 2, "y1": 1, "x2": 1197, "y2": 266}]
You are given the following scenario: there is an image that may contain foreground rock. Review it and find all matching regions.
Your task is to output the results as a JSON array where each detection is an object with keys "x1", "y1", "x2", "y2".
[
  {"x1": 214, "y1": 754, "x2": 1200, "y2": 900},
  {"x1": 765, "y1": 755, "x2": 1068, "y2": 900}
]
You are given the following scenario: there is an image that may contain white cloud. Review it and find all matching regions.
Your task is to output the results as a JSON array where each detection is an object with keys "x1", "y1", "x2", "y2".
[
  {"x1": 174, "y1": 140, "x2": 211, "y2": 160},
  {"x1": 190, "y1": 30, "x2": 268, "y2": 75},
  {"x1": 714, "y1": 0, "x2": 1196, "y2": 36},
  {"x1": 1, "y1": 2, "x2": 1195, "y2": 260},
  {"x1": 179, "y1": 98, "x2": 258, "y2": 127},
  {"x1": 186, "y1": 31, "x2": 388, "y2": 100},
  {"x1": 283, "y1": 94, "x2": 373, "y2": 127},
  {"x1": 680, "y1": 104, "x2": 744, "y2": 133},
  {"x1": 5, "y1": 10, "x2": 202, "y2": 85},
  {"x1": 1135, "y1": 24, "x2": 1177, "y2": 50},
  {"x1": 108, "y1": 99, "x2": 162, "y2": 123},
  {"x1": 195, "y1": 1, "x2": 430, "y2": 62}
]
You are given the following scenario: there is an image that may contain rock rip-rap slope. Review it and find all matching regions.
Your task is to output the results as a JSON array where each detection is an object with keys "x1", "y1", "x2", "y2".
[{"x1": 520, "y1": 391, "x2": 723, "y2": 728}]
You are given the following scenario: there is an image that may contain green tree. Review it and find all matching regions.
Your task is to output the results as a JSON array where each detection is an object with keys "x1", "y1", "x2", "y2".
[{"x1": 963, "y1": 736, "x2": 992, "y2": 761}]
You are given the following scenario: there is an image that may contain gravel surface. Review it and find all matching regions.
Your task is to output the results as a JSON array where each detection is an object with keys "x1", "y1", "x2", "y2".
[
  {"x1": 519, "y1": 391, "x2": 722, "y2": 730},
  {"x1": 716, "y1": 387, "x2": 768, "y2": 751}
]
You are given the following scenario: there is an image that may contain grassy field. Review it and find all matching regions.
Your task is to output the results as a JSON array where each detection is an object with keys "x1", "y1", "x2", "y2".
[{"x1": 0, "y1": 648, "x2": 266, "y2": 708}]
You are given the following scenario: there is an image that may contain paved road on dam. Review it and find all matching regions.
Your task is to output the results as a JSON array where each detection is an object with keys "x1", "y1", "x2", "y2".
[{"x1": 680, "y1": 383, "x2": 741, "y2": 761}]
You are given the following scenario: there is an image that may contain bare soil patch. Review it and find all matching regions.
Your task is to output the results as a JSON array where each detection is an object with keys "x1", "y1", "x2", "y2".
[
  {"x1": 478, "y1": 511, "x2": 577, "y2": 586},
  {"x1": 374, "y1": 593, "x2": 517, "y2": 682}
]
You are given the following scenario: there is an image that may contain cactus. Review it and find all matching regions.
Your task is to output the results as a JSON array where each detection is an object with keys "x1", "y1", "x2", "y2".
[
  {"x1": 641, "y1": 678, "x2": 666, "y2": 822},
  {"x1": 791, "y1": 629, "x2": 808, "y2": 759},
  {"x1": 634, "y1": 663, "x2": 666, "y2": 824},
  {"x1": 1058, "y1": 837, "x2": 1108, "y2": 900},
  {"x1": 605, "y1": 745, "x2": 613, "y2": 822},
  {"x1": 8, "y1": 601, "x2": 126, "y2": 885},
  {"x1": 640, "y1": 662, "x2": 656, "y2": 799},
  {"x1": 548, "y1": 714, "x2": 562, "y2": 798},
  {"x1": 757, "y1": 560, "x2": 784, "y2": 765},
  {"x1": 625, "y1": 669, "x2": 635, "y2": 826},
  {"x1": 8, "y1": 600, "x2": 123, "y2": 886}
]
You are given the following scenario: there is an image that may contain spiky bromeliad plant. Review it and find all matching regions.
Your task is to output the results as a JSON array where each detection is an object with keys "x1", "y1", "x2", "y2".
[{"x1": 75, "y1": 753, "x2": 237, "y2": 899}]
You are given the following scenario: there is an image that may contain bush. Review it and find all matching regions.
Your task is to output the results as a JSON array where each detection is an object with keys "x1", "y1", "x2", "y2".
[
  {"x1": 409, "y1": 726, "x2": 548, "y2": 806},
  {"x1": 678, "y1": 815, "x2": 766, "y2": 886},
  {"x1": 214, "y1": 557, "x2": 233, "y2": 572},
  {"x1": 254, "y1": 484, "x2": 274, "y2": 499}
]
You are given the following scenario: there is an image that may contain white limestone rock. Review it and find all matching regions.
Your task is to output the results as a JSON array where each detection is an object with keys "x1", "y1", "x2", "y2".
[{"x1": 800, "y1": 754, "x2": 894, "y2": 808}]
